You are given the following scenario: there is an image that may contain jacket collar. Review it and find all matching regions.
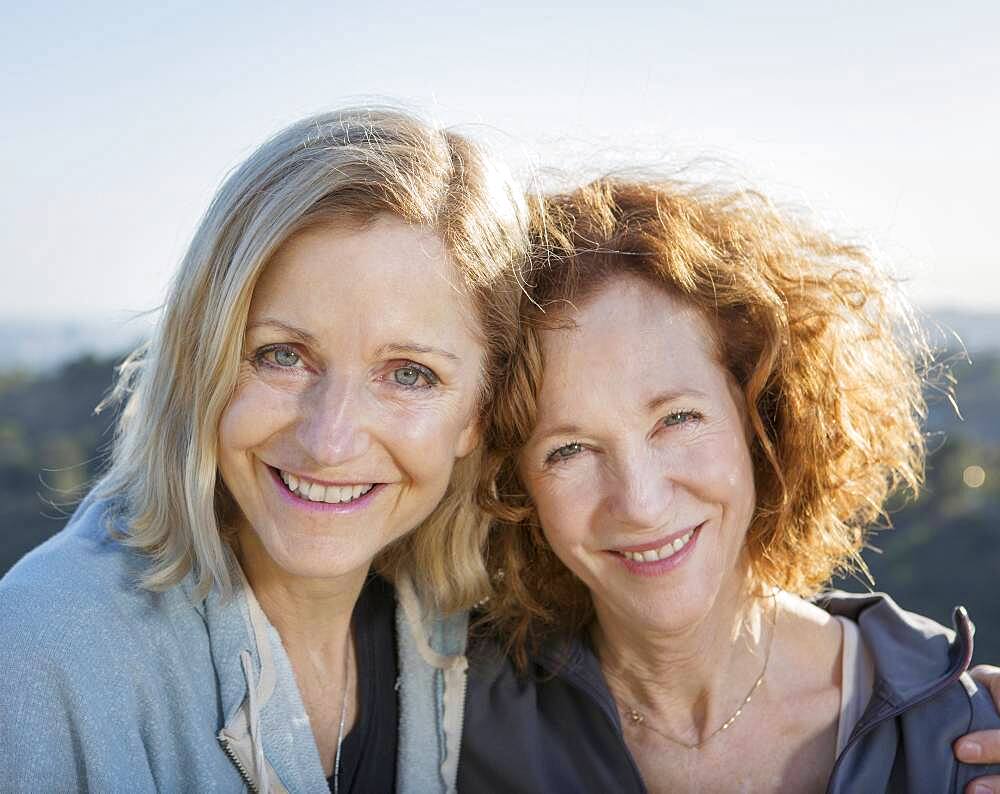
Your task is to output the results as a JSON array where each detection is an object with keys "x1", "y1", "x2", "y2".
[
  {"x1": 181, "y1": 561, "x2": 326, "y2": 794},
  {"x1": 532, "y1": 629, "x2": 627, "y2": 732},
  {"x1": 532, "y1": 591, "x2": 973, "y2": 734},
  {"x1": 816, "y1": 591, "x2": 973, "y2": 722},
  {"x1": 394, "y1": 574, "x2": 470, "y2": 794},
  {"x1": 182, "y1": 565, "x2": 466, "y2": 794}
]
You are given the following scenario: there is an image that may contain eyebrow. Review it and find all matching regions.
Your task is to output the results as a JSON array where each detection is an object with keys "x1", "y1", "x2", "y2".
[
  {"x1": 245, "y1": 318, "x2": 320, "y2": 347},
  {"x1": 533, "y1": 388, "x2": 710, "y2": 441},
  {"x1": 645, "y1": 388, "x2": 710, "y2": 412},
  {"x1": 373, "y1": 342, "x2": 461, "y2": 362},
  {"x1": 533, "y1": 422, "x2": 583, "y2": 441},
  {"x1": 246, "y1": 323, "x2": 462, "y2": 363}
]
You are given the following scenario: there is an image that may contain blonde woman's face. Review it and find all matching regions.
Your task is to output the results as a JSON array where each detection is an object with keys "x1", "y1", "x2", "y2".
[
  {"x1": 518, "y1": 275, "x2": 757, "y2": 637},
  {"x1": 218, "y1": 214, "x2": 485, "y2": 581}
]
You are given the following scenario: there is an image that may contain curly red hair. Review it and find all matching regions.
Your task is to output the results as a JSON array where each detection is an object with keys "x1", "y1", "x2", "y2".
[{"x1": 477, "y1": 177, "x2": 928, "y2": 666}]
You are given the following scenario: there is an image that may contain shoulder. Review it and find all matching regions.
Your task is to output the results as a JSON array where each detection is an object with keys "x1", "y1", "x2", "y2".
[
  {"x1": 2, "y1": 494, "x2": 171, "y2": 634},
  {"x1": 821, "y1": 591, "x2": 1000, "y2": 787},
  {"x1": 0, "y1": 493, "x2": 203, "y2": 692},
  {"x1": 773, "y1": 591, "x2": 843, "y2": 672},
  {"x1": 0, "y1": 495, "x2": 218, "y2": 787},
  {"x1": 817, "y1": 590, "x2": 964, "y2": 687}
]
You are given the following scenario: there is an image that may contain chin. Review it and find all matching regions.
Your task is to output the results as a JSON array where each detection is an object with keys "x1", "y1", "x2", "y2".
[
  {"x1": 612, "y1": 575, "x2": 728, "y2": 636},
  {"x1": 257, "y1": 528, "x2": 383, "y2": 581}
]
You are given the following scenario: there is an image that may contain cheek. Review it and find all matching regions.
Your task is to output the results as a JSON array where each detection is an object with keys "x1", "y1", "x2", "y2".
[
  {"x1": 685, "y1": 431, "x2": 756, "y2": 525},
  {"x1": 377, "y1": 398, "x2": 477, "y2": 482},
  {"x1": 530, "y1": 477, "x2": 593, "y2": 556},
  {"x1": 217, "y1": 382, "x2": 293, "y2": 458},
  {"x1": 726, "y1": 432, "x2": 757, "y2": 517}
]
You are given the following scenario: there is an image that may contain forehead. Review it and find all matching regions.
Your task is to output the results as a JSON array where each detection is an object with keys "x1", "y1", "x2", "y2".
[
  {"x1": 535, "y1": 276, "x2": 724, "y2": 416},
  {"x1": 249, "y1": 214, "x2": 482, "y2": 344}
]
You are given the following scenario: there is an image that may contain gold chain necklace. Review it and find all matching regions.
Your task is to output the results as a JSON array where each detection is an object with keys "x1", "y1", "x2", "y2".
[{"x1": 618, "y1": 599, "x2": 776, "y2": 750}]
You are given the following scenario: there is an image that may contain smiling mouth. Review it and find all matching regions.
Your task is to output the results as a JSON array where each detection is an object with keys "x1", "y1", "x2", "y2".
[
  {"x1": 613, "y1": 523, "x2": 703, "y2": 563},
  {"x1": 618, "y1": 530, "x2": 694, "y2": 563},
  {"x1": 274, "y1": 467, "x2": 376, "y2": 505}
]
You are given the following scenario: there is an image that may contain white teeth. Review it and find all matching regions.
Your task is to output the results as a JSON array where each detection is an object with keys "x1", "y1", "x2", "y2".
[
  {"x1": 279, "y1": 470, "x2": 374, "y2": 505},
  {"x1": 620, "y1": 530, "x2": 695, "y2": 563},
  {"x1": 323, "y1": 485, "x2": 356, "y2": 504},
  {"x1": 322, "y1": 486, "x2": 340, "y2": 504}
]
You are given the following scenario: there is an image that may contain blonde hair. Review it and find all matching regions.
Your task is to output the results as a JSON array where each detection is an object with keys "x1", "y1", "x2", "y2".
[
  {"x1": 98, "y1": 107, "x2": 529, "y2": 609},
  {"x1": 479, "y1": 177, "x2": 928, "y2": 665}
]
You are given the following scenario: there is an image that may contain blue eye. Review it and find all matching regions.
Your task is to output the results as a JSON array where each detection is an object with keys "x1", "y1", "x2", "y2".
[
  {"x1": 662, "y1": 410, "x2": 701, "y2": 427},
  {"x1": 546, "y1": 442, "x2": 583, "y2": 464},
  {"x1": 254, "y1": 344, "x2": 302, "y2": 369},
  {"x1": 391, "y1": 362, "x2": 438, "y2": 389},
  {"x1": 273, "y1": 348, "x2": 300, "y2": 367},
  {"x1": 394, "y1": 366, "x2": 420, "y2": 386}
]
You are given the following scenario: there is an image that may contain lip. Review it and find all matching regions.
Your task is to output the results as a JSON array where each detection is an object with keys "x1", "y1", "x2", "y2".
[
  {"x1": 270, "y1": 464, "x2": 382, "y2": 488},
  {"x1": 266, "y1": 465, "x2": 385, "y2": 514},
  {"x1": 608, "y1": 521, "x2": 705, "y2": 577},
  {"x1": 611, "y1": 523, "x2": 703, "y2": 554}
]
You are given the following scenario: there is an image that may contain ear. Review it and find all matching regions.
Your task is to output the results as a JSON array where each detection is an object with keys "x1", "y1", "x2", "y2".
[{"x1": 455, "y1": 413, "x2": 482, "y2": 460}]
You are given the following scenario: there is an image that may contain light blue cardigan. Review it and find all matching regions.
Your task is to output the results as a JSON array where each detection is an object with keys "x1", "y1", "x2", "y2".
[{"x1": 0, "y1": 495, "x2": 470, "y2": 793}]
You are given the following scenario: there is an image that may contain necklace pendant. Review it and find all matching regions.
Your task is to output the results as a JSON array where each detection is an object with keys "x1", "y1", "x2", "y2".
[{"x1": 626, "y1": 708, "x2": 645, "y2": 725}]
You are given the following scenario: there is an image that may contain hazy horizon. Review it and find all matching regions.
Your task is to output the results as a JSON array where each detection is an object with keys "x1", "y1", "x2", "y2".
[{"x1": 4, "y1": 305, "x2": 1000, "y2": 377}]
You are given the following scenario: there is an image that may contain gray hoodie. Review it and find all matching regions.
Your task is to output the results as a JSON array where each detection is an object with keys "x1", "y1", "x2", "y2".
[{"x1": 0, "y1": 495, "x2": 463, "y2": 793}]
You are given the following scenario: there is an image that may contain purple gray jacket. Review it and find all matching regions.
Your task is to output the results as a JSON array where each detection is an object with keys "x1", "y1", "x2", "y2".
[{"x1": 458, "y1": 592, "x2": 1000, "y2": 793}]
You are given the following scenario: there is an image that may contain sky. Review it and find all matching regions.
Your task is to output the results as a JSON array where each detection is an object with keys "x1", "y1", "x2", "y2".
[{"x1": 2, "y1": 0, "x2": 998, "y2": 323}]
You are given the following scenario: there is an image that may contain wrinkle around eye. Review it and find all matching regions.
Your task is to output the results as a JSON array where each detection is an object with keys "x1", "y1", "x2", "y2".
[
  {"x1": 656, "y1": 410, "x2": 705, "y2": 434},
  {"x1": 544, "y1": 441, "x2": 586, "y2": 466},
  {"x1": 377, "y1": 360, "x2": 441, "y2": 393}
]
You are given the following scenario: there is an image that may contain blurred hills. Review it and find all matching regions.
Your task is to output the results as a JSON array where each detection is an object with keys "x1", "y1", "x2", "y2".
[
  {"x1": 3, "y1": 308, "x2": 998, "y2": 374},
  {"x1": 0, "y1": 312, "x2": 997, "y2": 662},
  {"x1": 0, "y1": 317, "x2": 151, "y2": 374}
]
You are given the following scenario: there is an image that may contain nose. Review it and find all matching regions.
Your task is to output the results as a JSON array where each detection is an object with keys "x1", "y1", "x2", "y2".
[
  {"x1": 295, "y1": 374, "x2": 372, "y2": 468},
  {"x1": 607, "y1": 447, "x2": 675, "y2": 530}
]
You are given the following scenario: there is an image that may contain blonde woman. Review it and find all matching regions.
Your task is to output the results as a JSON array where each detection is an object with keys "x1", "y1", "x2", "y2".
[
  {"x1": 462, "y1": 178, "x2": 1000, "y2": 792},
  {"x1": 0, "y1": 108, "x2": 528, "y2": 793}
]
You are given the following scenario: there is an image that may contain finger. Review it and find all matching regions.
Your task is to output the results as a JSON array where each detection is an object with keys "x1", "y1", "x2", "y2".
[
  {"x1": 965, "y1": 776, "x2": 1000, "y2": 794},
  {"x1": 956, "y1": 731, "x2": 1000, "y2": 763},
  {"x1": 970, "y1": 664, "x2": 1000, "y2": 685},
  {"x1": 971, "y1": 665, "x2": 1000, "y2": 703}
]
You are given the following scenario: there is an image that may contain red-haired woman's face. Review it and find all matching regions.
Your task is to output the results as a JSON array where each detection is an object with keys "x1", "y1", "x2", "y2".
[{"x1": 518, "y1": 275, "x2": 757, "y2": 636}]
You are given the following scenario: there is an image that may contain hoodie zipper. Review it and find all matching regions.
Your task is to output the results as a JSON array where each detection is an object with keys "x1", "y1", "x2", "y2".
[
  {"x1": 218, "y1": 734, "x2": 260, "y2": 793},
  {"x1": 444, "y1": 663, "x2": 469, "y2": 794},
  {"x1": 824, "y1": 671, "x2": 964, "y2": 792}
]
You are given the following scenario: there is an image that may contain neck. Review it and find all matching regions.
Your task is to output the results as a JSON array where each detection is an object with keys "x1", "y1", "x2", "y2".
[
  {"x1": 594, "y1": 566, "x2": 775, "y2": 746},
  {"x1": 234, "y1": 527, "x2": 367, "y2": 655}
]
